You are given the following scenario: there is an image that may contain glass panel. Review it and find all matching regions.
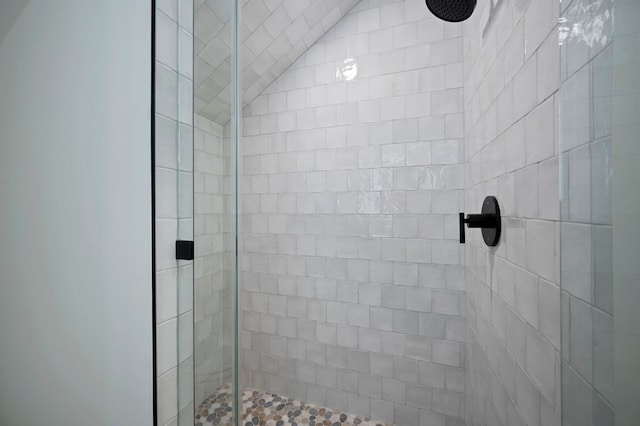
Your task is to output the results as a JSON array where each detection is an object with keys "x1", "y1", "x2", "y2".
[
  {"x1": 558, "y1": 0, "x2": 640, "y2": 424},
  {"x1": 559, "y1": 0, "x2": 614, "y2": 415},
  {"x1": 230, "y1": 0, "x2": 240, "y2": 422},
  {"x1": 178, "y1": 121, "x2": 195, "y2": 425},
  {"x1": 611, "y1": 0, "x2": 640, "y2": 423},
  {"x1": 192, "y1": 0, "x2": 239, "y2": 424},
  {"x1": 154, "y1": 0, "x2": 195, "y2": 423},
  {"x1": 172, "y1": 0, "x2": 196, "y2": 424}
]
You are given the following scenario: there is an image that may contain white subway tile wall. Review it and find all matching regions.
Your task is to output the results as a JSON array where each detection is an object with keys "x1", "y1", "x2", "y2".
[
  {"x1": 240, "y1": 1, "x2": 466, "y2": 424},
  {"x1": 194, "y1": 116, "x2": 231, "y2": 405},
  {"x1": 194, "y1": 0, "x2": 360, "y2": 124},
  {"x1": 155, "y1": 1, "x2": 195, "y2": 425},
  {"x1": 463, "y1": 0, "x2": 563, "y2": 425}
]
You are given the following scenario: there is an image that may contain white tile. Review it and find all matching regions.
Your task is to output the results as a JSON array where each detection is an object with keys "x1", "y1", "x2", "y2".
[
  {"x1": 157, "y1": 368, "x2": 178, "y2": 424},
  {"x1": 525, "y1": 96, "x2": 555, "y2": 165},
  {"x1": 158, "y1": 0, "x2": 178, "y2": 20},
  {"x1": 194, "y1": 5, "x2": 223, "y2": 44},
  {"x1": 157, "y1": 318, "x2": 177, "y2": 375},
  {"x1": 523, "y1": 0, "x2": 556, "y2": 56},
  {"x1": 156, "y1": 116, "x2": 179, "y2": 170},
  {"x1": 537, "y1": 30, "x2": 559, "y2": 103},
  {"x1": 432, "y1": 340, "x2": 460, "y2": 367},
  {"x1": 430, "y1": 38, "x2": 461, "y2": 66},
  {"x1": 392, "y1": 71, "x2": 419, "y2": 96},
  {"x1": 393, "y1": 22, "x2": 418, "y2": 49},
  {"x1": 514, "y1": 165, "x2": 538, "y2": 218},
  {"x1": 358, "y1": 8, "x2": 380, "y2": 33},
  {"x1": 156, "y1": 167, "x2": 178, "y2": 219},
  {"x1": 156, "y1": 219, "x2": 178, "y2": 271},
  {"x1": 569, "y1": 296, "x2": 593, "y2": 382},
  {"x1": 432, "y1": 389, "x2": 459, "y2": 417},
  {"x1": 432, "y1": 290, "x2": 459, "y2": 315},
  {"x1": 505, "y1": 119, "x2": 526, "y2": 172},
  {"x1": 538, "y1": 157, "x2": 559, "y2": 220},
  {"x1": 156, "y1": 268, "x2": 178, "y2": 323},
  {"x1": 157, "y1": 64, "x2": 179, "y2": 120},
  {"x1": 179, "y1": 0, "x2": 193, "y2": 32},
  {"x1": 380, "y1": 3, "x2": 404, "y2": 28},
  {"x1": 526, "y1": 325, "x2": 557, "y2": 406},
  {"x1": 179, "y1": 29, "x2": 193, "y2": 79},
  {"x1": 561, "y1": 65, "x2": 591, "y2": 151},
  {"x1": 513, "y1": 55, "x2": 537, "y2": 120},
  {"x1": 431, "y1": 140, "x2": 459, "y2": 164},
  {"x1": 515, "y1": 365, "x2": 541, "y2": 426},
  {"x1": 432, "y1": 89, "x2": 460, "y2": 115},
  {"x1": 157, "y1": 10, "x2": 179, "y2": 71},
  {"x1": 382, "y1": 378, "x2": 406, "y2": 404},
  {"x1": 418, "y1": 18, "x2": 444, "y2": 43}
]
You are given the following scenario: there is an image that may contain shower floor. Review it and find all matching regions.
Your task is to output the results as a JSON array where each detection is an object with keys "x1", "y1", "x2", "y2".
[{"x1": 195, "y1": 383, "x2": 393, "y2": 426}]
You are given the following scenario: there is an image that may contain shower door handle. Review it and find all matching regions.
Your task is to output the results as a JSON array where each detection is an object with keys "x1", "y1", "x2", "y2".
[
  {"x1": 176, "y1": 240, "x2": 194, "y2": 260},
  {"x1": 458, "y1": 196, "x2": 501, "y2": 247}
]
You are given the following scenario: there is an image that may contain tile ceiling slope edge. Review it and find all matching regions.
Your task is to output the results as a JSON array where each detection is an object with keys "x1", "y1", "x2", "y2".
[{"x1": 194, "y1": 0, "x2": 362, "y2": 125}]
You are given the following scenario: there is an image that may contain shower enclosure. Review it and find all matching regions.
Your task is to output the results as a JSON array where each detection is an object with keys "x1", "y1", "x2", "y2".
[
  {"x1": 154, "y1": 0, "x2": 640, "y2": 425},
  {"x1": 179, "y1": 1, "x2": 469, "y2": 424}
]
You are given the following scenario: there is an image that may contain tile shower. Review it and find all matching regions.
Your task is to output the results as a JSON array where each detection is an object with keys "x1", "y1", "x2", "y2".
[
  {"x1": 153, "y1": 0, "x2": 627, "y2": 425},
  {"x1": 239, "y1": 0, "x2": 467, "y2": 422}
]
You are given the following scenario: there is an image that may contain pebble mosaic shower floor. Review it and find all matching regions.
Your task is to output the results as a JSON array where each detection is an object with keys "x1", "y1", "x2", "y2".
[{"x1": 195, "y1": 383, "x2": 394, "y2": 426}]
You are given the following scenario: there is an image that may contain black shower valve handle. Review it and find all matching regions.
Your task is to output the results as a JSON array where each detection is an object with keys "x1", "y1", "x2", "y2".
[
  {"x1": 458, "y1": 196, "x2": 502, "y2": 247},
  {"x1": 459, "y1": 213, "x2": 498, "y2": 242}
]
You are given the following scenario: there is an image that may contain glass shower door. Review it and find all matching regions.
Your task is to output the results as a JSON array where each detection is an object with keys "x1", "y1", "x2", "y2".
[{"x1": 189, "y1": 0, "x2": 240, "y2": 424}]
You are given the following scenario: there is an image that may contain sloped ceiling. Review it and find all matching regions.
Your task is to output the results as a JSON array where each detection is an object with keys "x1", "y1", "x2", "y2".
[{"x1": 194, "y1": 0, "x2": 361, "y2": 124}]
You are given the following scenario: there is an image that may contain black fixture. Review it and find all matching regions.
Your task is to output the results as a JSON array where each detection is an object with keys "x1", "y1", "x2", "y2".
[
  {"x1": 459, "y1": 196, "x2": 501, "y2": 247},
  {"x1": 175, "y1": 240, "x2": 194, "y2": 260},
  {"x1": 425, "y1": 0, "x2": 477, "y2": 22}
]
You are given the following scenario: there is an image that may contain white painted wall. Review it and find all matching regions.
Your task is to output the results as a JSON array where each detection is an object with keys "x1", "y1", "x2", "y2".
[
  {"x1": 0, "y1": 1, "x2": 153, "y2": 424},
  {"x1": 0, "y1": 0, "x2": 28, "y2": 42}
]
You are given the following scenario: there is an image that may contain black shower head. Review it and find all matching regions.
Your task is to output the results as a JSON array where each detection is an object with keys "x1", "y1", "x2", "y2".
[{"x1": 425, "y1": 0, "x2": 477, "y2": 22}]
